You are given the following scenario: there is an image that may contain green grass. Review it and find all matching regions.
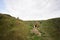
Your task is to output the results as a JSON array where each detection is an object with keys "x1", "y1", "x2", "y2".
[
  {"x1": 24, "y1": 18, "x2": 60, "y2": 40},
  {"x1": 0, "y1": 14, "x2": 30, "y2": 40},
  {"x1": 0, "y1": 13, "x2": 60, "y2": 40}
]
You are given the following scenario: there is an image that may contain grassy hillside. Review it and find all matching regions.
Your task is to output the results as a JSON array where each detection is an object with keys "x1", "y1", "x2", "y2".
[
  {"x1": 0, "y1": 13, "x2": 60, "y2": 40},
  {"x1": 40, "y1": 18, "x2": 60, "y2": 40},
  {"x1": 25, "y1": 18, "x2": 60, "y2": 40},
  {"x1": 0, "y1": 14, "x2": 30, "y2": 40}
]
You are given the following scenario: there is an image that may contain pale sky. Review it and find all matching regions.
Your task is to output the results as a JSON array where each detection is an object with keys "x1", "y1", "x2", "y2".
[{"x1": 0, "y1": 0, "x2": 60, "y2": 20}]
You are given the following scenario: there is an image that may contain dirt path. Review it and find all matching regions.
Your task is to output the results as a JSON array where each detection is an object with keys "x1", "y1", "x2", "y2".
[{"x1": 31, "y1": 27, "x2": 41, "y2": 36}]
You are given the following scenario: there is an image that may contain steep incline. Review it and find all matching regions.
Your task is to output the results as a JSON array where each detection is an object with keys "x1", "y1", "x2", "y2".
[{"x1": 0, "y1": 14, "x2": 30, "y2": 40}]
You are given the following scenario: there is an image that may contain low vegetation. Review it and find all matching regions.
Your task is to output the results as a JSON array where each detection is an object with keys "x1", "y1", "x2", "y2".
[
  {"x1": 0, "y1": 13, "x2": 60, "y2": 40},
  {"x1": 0, "y1": 14, "x2": 30, "y2": 40}
]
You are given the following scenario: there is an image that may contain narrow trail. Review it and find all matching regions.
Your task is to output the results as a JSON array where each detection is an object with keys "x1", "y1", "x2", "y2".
[{"x1": 31, "y1": 26, "x2": 41, "y2": 36}]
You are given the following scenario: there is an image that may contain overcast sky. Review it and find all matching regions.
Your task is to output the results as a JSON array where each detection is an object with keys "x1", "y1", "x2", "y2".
[{"x1": 0, "y1": 0, "x2": 60, "y2": 20}]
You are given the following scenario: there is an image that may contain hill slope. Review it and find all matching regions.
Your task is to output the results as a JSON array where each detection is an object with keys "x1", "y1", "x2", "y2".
[
  {"x1": 0, "y1": 13, "x2": 60, "y2": 40},
  {"x1": 40, "y1": 18, "x2": 60, "y2": 40},
  {"x1": 24, "y1": 18, "x2": 60, "y2": 40},
  {"x1": 0, "y1": 14, "x2": 30, "y2": 40}
]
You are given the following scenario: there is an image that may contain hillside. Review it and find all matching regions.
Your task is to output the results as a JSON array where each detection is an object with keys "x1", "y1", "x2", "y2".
[
  {"x1": 0, "y1": 14, "x2": 30, "y2": 40},
  {"x1": 40, "y1": 18, "x2": 60, "y2": 40},
  {"x1": 24, "y1": 18, "x2": 60, "y2": 40},
  {"x1": 0, "y1": 13, "x2": 60, "y2": 40}
]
